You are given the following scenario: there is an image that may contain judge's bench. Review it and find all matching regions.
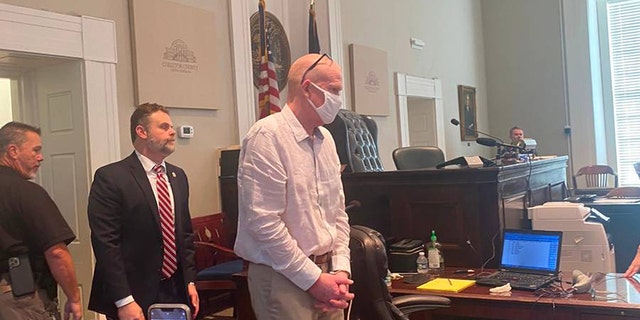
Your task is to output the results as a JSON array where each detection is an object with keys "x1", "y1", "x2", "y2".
[{"x1": 219, "y1": 152, "x2": 568, "y2": 269}]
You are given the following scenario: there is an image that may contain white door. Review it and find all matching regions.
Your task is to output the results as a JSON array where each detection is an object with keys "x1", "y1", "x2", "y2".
[
  {"x1": 407, "y1": 97, "x2": 438, "y2": 146},
  {"x1": 32, "y1": 60, "x2": 93, "y2": 318}
]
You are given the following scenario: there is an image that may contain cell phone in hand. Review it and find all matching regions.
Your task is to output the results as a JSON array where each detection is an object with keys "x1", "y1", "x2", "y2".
[{"x1": 148, "y1": 303, "x2": 191, "y2": 320}]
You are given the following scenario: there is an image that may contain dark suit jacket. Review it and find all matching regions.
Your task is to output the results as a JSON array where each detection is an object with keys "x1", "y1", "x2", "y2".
[{"x1": 87, "y1": 152, "x2": 196, "y2": 317}]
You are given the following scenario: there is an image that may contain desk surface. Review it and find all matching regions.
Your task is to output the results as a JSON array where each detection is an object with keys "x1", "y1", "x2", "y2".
[
  {"x1": 233, "y1": 268, "x2": 640, "y2": 320},
  {"x1": 391, "y1": 269, "x2": 640, "y2": 320}
]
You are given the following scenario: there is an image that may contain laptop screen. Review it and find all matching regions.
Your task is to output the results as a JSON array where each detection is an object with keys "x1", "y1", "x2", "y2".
[{"x1": 500, "y1": 229, "x2": 562, "y2": 273}]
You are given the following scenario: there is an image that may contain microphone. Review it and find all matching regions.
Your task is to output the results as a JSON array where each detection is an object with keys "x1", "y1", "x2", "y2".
[
  {"x1": 450, "y1": 118, "x2": 504, "y2": 143},
  {"x1": 571, "y1": 270, "x2": 593, "y2": 294},
  {"x1": 476, "y1": 137, "x2": 529, "y2": 153}
]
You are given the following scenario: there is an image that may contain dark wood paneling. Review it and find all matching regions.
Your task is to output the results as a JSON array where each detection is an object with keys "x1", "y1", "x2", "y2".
[
  {"x1": 339, "y1": 157, "x2": 567, "y2": 268},
  {"x1": 219, "y1": 176, "x2": 238, "y2": 247}
]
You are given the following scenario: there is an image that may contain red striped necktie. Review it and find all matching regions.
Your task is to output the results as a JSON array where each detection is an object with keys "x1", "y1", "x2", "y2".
[{"x1": 153, "y1": 164, "x2": 177, "y2": 279}]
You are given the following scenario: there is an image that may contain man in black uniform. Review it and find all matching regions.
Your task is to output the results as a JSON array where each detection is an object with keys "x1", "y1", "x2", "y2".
[{"x1": 0, "y1": 122, "x2": 82, "y2": 320}]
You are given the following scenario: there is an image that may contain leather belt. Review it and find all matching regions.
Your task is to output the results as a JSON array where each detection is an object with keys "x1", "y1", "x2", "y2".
[
  {"x1": 309, "y1": 252, "x2": 331, "y2": 264},
  {"x1": 0, "y1": 273, "x2": 11, "y2": 294}
]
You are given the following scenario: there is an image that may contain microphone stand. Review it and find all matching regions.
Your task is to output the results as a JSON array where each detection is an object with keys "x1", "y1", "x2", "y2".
[
  {"x1": 475, "y1": 137, "x2": 534, "y2": 165},
  {"x1": 450, "y1": 118, "x2": 505, "y2": 143},
  {"x1": 450, "y1": 119, "x2": 506, "y2": 161}
]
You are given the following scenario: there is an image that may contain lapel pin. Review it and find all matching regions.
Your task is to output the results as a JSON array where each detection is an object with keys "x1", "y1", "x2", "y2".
[{"x1": 171, "y1": 172, "x2": 176, "y2": 178}]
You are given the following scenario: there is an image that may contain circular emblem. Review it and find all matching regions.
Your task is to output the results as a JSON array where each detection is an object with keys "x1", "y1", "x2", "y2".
[{"x1": 250, "y1": 11, "x2": 291, "y2": 91}]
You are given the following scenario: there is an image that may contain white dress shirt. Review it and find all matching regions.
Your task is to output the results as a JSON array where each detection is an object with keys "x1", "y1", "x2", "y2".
[{"x1": 234, "y1": 105, "x2": 351, "y2": 291}]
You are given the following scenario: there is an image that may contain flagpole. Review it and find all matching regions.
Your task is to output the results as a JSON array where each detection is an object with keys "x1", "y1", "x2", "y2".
[
  {"x1": 308, "y1": 0, "x2": 320, "y2": 54},
  {"x1": 257, "y1": 0, "x2": 281, "y2": 119}
]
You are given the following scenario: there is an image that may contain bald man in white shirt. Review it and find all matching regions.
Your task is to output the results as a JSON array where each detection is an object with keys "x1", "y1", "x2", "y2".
[{"x1": 234, "y1": 53, "x2": 353, "y2": 320}]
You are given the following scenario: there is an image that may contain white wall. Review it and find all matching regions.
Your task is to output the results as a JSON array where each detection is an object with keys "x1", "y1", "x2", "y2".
[
  {"x1": 482, "y1": 0, "x2": 598, "y2": 179},
  {"x1": 340, "y1": 0, "x2": 492, "y2": 168},
  {"x1": 0, "y1": 0, "x2": 237, "y2": 216},
  {"x1": 483, "y1": 0, "x2": 567, "y2": 157},
  {"x1": 2, "y1": 0, "x2": 602, "y2": 212}
]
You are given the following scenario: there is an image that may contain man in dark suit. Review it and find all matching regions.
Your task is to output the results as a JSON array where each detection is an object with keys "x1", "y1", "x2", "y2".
[{"x1": 87, "y1": 103, "x2": 199, "y2": 320}]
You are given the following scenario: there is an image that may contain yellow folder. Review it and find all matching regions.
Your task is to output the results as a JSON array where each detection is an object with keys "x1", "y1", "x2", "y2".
[{"x1": 416, "y1": 278, "x2": 476, "y2": 293}]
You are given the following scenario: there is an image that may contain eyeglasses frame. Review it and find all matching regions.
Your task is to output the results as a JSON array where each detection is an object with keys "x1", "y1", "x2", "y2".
[{"x1": 300, "y1": 53, "x2": 332, "y2": 85}]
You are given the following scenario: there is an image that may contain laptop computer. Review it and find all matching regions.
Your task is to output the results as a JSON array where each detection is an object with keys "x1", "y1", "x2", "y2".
[{"x1": 476, "y1": 229, "x2": 563, "y2": 291}]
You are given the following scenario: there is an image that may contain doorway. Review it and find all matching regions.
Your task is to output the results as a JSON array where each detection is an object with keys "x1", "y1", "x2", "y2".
[
  {"x1": 0, "y1": 3, "x2": 119, "y2": 319},
  {"x1": 407, "y1": 96, "x2": 438, "y2": 146},
  {"x1": 0, "y1": 51, "x2": 95, "y2": 317},
  {"x1": 0, "y1": 78, "x2": 12, "y2": 123},
  {"x1": 395, "y1": 73, "x2": 447, "y2": 156}
]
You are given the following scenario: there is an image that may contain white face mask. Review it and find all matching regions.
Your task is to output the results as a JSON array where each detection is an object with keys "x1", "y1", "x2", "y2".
[{"x1": 307, "y1": 82, "x2": 343, "y2": 124}]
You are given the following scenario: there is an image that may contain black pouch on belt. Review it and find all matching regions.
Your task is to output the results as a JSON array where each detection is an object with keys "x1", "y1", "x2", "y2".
[{"x1": 8, "y1": 254, "x2": 35, "y2": 297}]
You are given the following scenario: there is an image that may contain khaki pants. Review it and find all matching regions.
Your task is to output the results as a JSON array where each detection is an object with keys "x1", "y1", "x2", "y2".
[
  {"x1": 248, "y1": 263, "x2": 344, "y2": 320},
  {"x1": 0, "y1": 273, "x2": 59, "y2": 320}
]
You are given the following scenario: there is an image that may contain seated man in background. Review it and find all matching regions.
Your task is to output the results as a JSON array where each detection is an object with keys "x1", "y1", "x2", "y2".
[{"x1": 509, "y1": 126, "x2": 525, "y2": 146}]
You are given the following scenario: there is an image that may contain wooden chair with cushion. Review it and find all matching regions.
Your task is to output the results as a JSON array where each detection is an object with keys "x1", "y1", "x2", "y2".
[
  {"x1": 572, "y1": 165, "x2": 619, "y2": 196},
  {"x1": 191, "y1": 212, "x2": 244, "y2": 319}
]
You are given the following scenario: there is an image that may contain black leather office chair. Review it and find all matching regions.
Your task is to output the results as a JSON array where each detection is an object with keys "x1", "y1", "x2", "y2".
[
  {"x1": 324, "y1": 109, "x2": 384, "y2": 173},
  {"x1": 349, "y1": 225, "x2": 450, "y2": 320},
  {"x1": 392, "y1": 146, "x2": 445, "y2": 170}
]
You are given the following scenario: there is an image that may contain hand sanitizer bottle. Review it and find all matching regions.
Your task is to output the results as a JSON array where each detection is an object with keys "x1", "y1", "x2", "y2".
[{"x1": 427, "y1": 230, "x2": 444, "y2": 275}]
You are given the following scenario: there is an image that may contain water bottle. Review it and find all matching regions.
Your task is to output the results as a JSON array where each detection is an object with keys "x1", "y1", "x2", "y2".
[
  {"x1": 416, "y1": 251, "x2": 428, "y2": 274},
  {"x1": 427, "y1": 230, "x2": 444, "y2": 275}
]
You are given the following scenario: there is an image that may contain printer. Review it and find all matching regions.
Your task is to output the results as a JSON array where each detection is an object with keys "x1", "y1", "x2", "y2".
[{"x1": 528, "y1": 202, "x2": 615, "y2": 273}]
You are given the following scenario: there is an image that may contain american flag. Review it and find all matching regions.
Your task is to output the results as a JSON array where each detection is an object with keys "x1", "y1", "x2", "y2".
[{"x1": 258, "y1": 0, "x2": 281, "y2": 119}]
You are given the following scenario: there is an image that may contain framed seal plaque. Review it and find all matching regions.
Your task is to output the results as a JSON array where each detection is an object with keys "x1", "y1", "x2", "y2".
[{"x1": 250, "y1": 11, "x2": 291, "y2": 91}]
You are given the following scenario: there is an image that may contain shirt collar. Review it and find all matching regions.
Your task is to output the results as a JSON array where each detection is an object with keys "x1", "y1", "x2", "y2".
[
  {"x1": 281, "y1": 105, "x2": 325, "y2": 142},
  {"x1": 135, "y1": 150, "x2": 165, "y2": 174},
  {"x1": 0, "y1": 165, "x2": 22, "y2": 179}
]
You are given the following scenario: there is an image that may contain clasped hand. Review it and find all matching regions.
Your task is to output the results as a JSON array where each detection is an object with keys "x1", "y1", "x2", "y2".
[
  {"x1": 624, "y1": 248, "x2": 640, "y2": 278},
  {"x1": 308, "y1": 272, "x2": 354, "y2": 311}
]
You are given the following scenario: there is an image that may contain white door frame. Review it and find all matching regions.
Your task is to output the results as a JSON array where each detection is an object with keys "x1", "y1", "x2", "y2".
[
  {"x1": 1, "y1": 4, "x2": 118, "y2": 319},
  {"x1": 0, "y1": 3, "x2": 121, "y2": 172}
]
